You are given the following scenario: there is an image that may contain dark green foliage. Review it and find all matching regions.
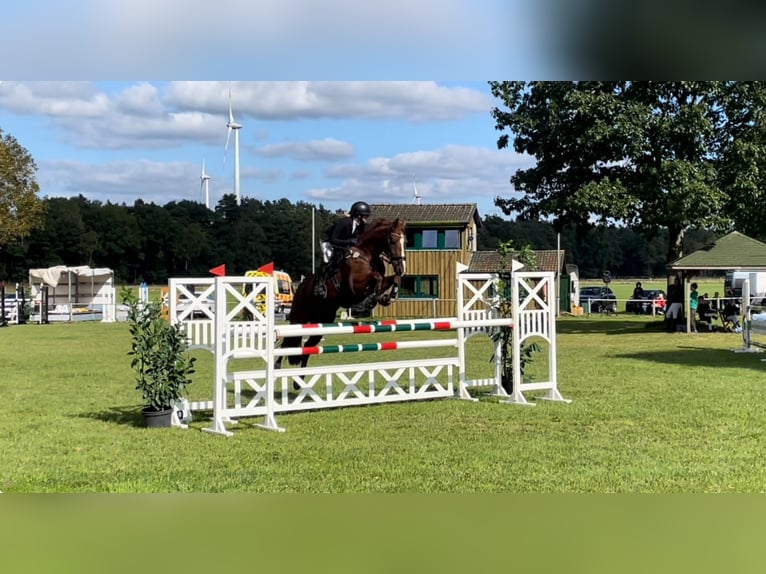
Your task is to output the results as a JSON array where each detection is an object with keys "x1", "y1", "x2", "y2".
[
  {"x1": 121, "y1": 288, "x2": 196, "y2": 412},
  {"x1": 0, "y1": 193, "x2": 749, "y2": 283},
  {"x1": 489, "y1": 81, "x2": 766, "y2": 263}
]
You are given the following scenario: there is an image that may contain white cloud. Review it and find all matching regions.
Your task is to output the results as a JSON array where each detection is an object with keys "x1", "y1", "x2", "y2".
[
  {"x1": 0, "y1": 81, "x2": 224, "y2": 149},
  {"x1": 308, "y1": 145, "x2": 534, "y2": 210},
  {"x1": 165, "y1": 81, "x2": 493, "y2": 122},
  {"x1": 34, "y1": 141, "x2": 532, "y2": 215},
  {"x1": 0, "y1": 81, "x2": 492, "y2": 151},
  {"x1": 0, "y1": 82, "x2": 109, "y2": 117},
  {"x1": 113, "y1": 83, "x2": 165, "y2": 116},
  {"x1": 255, "y1": 138, "x2": 354, "y2": 161},
  {"x1": 324, "y1": 144, "x2": 531, "y2": 183},
  {"x1": 38, "y1": 159, "x2": 222, "y2": 204},
  {"x1": 38, "y1": 158, "x2": 285, "y2": 205}
]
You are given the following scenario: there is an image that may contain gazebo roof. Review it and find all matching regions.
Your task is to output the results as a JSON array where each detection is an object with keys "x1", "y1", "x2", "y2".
[{"x1": 668, "y1": 231, "x2": 766, "y2": 271}]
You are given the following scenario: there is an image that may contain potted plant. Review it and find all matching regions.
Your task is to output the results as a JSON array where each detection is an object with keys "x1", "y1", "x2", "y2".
[
  {"x1": 121, "y1": 287, "x2": 196, "y2": 428},
  {"x1": 490, "y1": 240, "x2": 541, "y2": 394}
]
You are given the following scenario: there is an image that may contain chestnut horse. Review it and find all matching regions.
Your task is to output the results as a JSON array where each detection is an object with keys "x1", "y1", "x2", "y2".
[{"x1": 278, "y1": 218, "x2": 407, "y2": 369}]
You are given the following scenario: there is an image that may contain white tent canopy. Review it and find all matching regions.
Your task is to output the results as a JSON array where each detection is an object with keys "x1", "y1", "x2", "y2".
[
  {"x1": 29, "y1": 265, "x2": 116, "y2": 322},
  {"x1": 30, "y1": 265, "x2": 113, "y2": 288}
]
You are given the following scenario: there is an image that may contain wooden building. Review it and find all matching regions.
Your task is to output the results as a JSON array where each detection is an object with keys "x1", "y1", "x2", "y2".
[{"x1": 365, "y1": 203, "x2": 576, "y2": 318}]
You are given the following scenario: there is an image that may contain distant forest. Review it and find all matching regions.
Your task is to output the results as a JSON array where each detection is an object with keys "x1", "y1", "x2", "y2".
[{"x1": 0, "y1": 195, "x2": 731, "y2": 284}]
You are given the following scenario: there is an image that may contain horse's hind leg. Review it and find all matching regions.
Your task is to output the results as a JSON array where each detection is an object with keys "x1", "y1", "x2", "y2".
[{"x1": 292, "y1": 334, "x2": 323, "y2": 390}]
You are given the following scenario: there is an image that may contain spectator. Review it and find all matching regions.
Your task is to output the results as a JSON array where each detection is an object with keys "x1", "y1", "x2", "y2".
[
  {"x1": 697, "y1": 296, "x2": 716, "y2": 331},
  {"x1": 723, "y1": 296, "x2": 742, "y2": 333},
  {"x1": 689, "y1": 282, "x2": 699, "y2": 333},
  {"x1": 666, "y1": 276, "x2": 684, "y2": 332},
  {"x1": 631, "y1": 282, "x2": 645, "y2": 315},
  {"x1": 655, "y1": 291, "x2": 666, "y2": 313}
]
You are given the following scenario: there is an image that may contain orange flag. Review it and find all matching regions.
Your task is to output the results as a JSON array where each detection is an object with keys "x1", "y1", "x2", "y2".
[
  {"x1": 257, "y1": 262, "x2": 274, "y2": 275},
  {"x1": 209, "y1": 264, "x2": 226, "y2": 276}
]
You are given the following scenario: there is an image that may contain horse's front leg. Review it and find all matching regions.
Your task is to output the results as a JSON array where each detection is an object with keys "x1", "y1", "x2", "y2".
[
  {"x1": 376, "y1": 274, "x2": 402, "y2": 307},
  {"x1": 352, "y1": 271, "x2": 384, "y2": 312}
]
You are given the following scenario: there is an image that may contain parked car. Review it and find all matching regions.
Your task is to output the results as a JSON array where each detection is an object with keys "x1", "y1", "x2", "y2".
[
  {"x1": 579, "y1": 286, "x2": 617, "y2": 314},
  {"x1": 626, "y1": 289, "x2": 666, "y2": 314}
]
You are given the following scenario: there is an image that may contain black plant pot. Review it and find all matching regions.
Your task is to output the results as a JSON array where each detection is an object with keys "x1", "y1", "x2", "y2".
[{"x1": 142, "y1": 407, "x2": 173, "y2": 428}]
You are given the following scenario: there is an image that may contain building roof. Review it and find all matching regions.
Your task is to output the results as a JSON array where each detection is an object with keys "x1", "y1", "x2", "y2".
[
  {"x1": 668, "y1": 231, "x2": 766, "y2": 271},
  {"x1": 370, "y1": 203, "x2": 482, "y2": 227},
  {"x1": 466, "y1": 250, "x2": 566, "y2": 274}
]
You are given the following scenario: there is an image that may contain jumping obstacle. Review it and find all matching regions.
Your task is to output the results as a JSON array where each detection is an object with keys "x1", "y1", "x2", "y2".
[{"x1": 168, "y1": 264, "x2": 569, "y2": 435}]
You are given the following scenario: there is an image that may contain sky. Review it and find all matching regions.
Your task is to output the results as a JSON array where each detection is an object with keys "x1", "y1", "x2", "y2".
[
  {"x1": 0, "y1": 81, "x2": 535, "y2": 218},
  {"x1": 0, "y1": 0, "x2": 600, "y2": 220},
  {"x1": 2, "y1": 2, "x2": 744, "y2": 223}
]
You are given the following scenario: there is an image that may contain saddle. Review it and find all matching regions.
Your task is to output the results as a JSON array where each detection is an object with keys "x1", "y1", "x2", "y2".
[{"x1": 322, "y1": 247, "x2": 375, "y2": 295}]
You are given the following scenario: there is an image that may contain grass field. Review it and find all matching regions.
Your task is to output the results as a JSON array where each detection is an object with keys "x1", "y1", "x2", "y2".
[{"x1": 2, "y1": 310, "x2": 765, "y2": 494}]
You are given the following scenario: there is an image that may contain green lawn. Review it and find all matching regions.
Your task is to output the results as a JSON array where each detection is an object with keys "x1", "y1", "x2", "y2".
[{"x1": 1, "y1": 315, "x2": 764, "y2": 493}]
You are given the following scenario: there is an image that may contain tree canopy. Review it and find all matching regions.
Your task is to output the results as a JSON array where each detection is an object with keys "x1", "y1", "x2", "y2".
[
  {"x1": 489, "y1": 81, "x2": 766, "y2": 263},
  {"x1": 0, "y1": 129, "x2": 46, "y2": 247}
]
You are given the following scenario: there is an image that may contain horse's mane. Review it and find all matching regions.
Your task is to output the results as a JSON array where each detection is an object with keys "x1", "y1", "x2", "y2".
[{"x1": 357, "y1": 218, "x2": 402, "y2": 244}]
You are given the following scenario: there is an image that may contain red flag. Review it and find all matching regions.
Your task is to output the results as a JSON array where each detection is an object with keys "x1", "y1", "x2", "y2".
[
  {"x1": 209, "y1": 264, "x2": 226, "y2": 276},
  {"x1": 257, "y1": 262, "x2": 274, "y2": 275}
]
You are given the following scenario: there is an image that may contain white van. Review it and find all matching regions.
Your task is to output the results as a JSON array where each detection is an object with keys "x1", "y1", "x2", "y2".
[{"x1": 725, "y1": 271, "x2": 766, "y2": 298}]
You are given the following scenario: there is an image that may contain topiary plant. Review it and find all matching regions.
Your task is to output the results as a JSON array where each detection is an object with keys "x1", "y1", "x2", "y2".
[{"x1": 121, "y1": 287, "x2": 196, "y2": 415}]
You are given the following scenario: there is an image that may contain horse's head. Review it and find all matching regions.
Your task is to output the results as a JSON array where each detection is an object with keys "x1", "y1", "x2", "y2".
[
  {"x1": 358, "y1": 218, "x2": 407, "y2": 276},
  {"x1": 386, "y1": 218, "x2": 407, "y2": 276}
]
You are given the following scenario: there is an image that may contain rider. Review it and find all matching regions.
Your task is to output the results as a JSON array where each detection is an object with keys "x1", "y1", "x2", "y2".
[{"x1": 313, "y1": 201, "x2": 372, "y2": 298}]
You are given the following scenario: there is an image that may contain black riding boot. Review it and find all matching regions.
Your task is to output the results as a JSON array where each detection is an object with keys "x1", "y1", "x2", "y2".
[{"x1": 313, "y1": 272, "x2": 328, "y2": 298}]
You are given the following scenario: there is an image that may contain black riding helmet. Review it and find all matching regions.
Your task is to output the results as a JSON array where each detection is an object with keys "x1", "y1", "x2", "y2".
[{"x1": 350, "y1": 201, "x2": 371, "y2": 218}]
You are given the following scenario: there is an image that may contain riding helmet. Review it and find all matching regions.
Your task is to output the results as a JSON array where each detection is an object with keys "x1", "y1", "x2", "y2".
[{"x1": 350, "y1": 201, "x2": 372, "y2": 218}]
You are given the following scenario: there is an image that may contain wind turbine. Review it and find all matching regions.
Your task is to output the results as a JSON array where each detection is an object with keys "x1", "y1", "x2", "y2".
[
  {"x1": 224, "y1": 84, "x2": 242, "y2": 206},
  {"x1": 412, "y1": 175, "x2": 422, "y2": 205},
  {"x1": 200, "y1": 159, "x2": 212, "y2": 210}
]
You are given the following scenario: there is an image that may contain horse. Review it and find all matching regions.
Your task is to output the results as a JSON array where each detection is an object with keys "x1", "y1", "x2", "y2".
[{"x1": 277, "y1": 218, "x2": 407, "y2": 370}]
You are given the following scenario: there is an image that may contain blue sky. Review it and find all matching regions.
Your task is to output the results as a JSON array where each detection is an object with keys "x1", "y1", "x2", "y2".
[
  {"x1": 0, "y1": 81, "x2": 534, "y2": 217},
  {"x1": 0, "y1": 0, "x2": 570, "y2": 218}
]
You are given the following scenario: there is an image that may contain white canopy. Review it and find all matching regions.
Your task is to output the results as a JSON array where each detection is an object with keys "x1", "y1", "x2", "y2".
[
  {"x1": 28, "y1": 266, "x2": 116, "y2": 322},
  {"x1": 29, "y1": 265, "x2": 114, "y2": 288}
]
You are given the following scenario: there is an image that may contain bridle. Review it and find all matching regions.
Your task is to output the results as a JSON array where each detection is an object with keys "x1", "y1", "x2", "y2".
[{"x1": 382, "y1": 229, "x2": 406, "y2": 277}]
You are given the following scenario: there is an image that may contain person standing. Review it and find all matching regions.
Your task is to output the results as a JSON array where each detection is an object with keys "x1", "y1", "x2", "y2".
[
  {"x1": 666, "y1": 276, "x2": 684, "y2": 332},
  {"x1": 632, "y1": 281, "x2": 645, "y2": 314},
  {"x1": 689, "y1": 282, "x2": 699, "y2": 333}
]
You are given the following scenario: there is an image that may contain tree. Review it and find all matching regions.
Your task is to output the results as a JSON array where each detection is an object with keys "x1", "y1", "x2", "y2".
[
  {"x1": 0, "y1": 129, "x2": 46, "y2": 247},
  {"x1": 717, "y1": 83, "x2": 766, "y2": 239},
  {"x1": 489, "y1": 81, "x2": 766, "y2": 263}
]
